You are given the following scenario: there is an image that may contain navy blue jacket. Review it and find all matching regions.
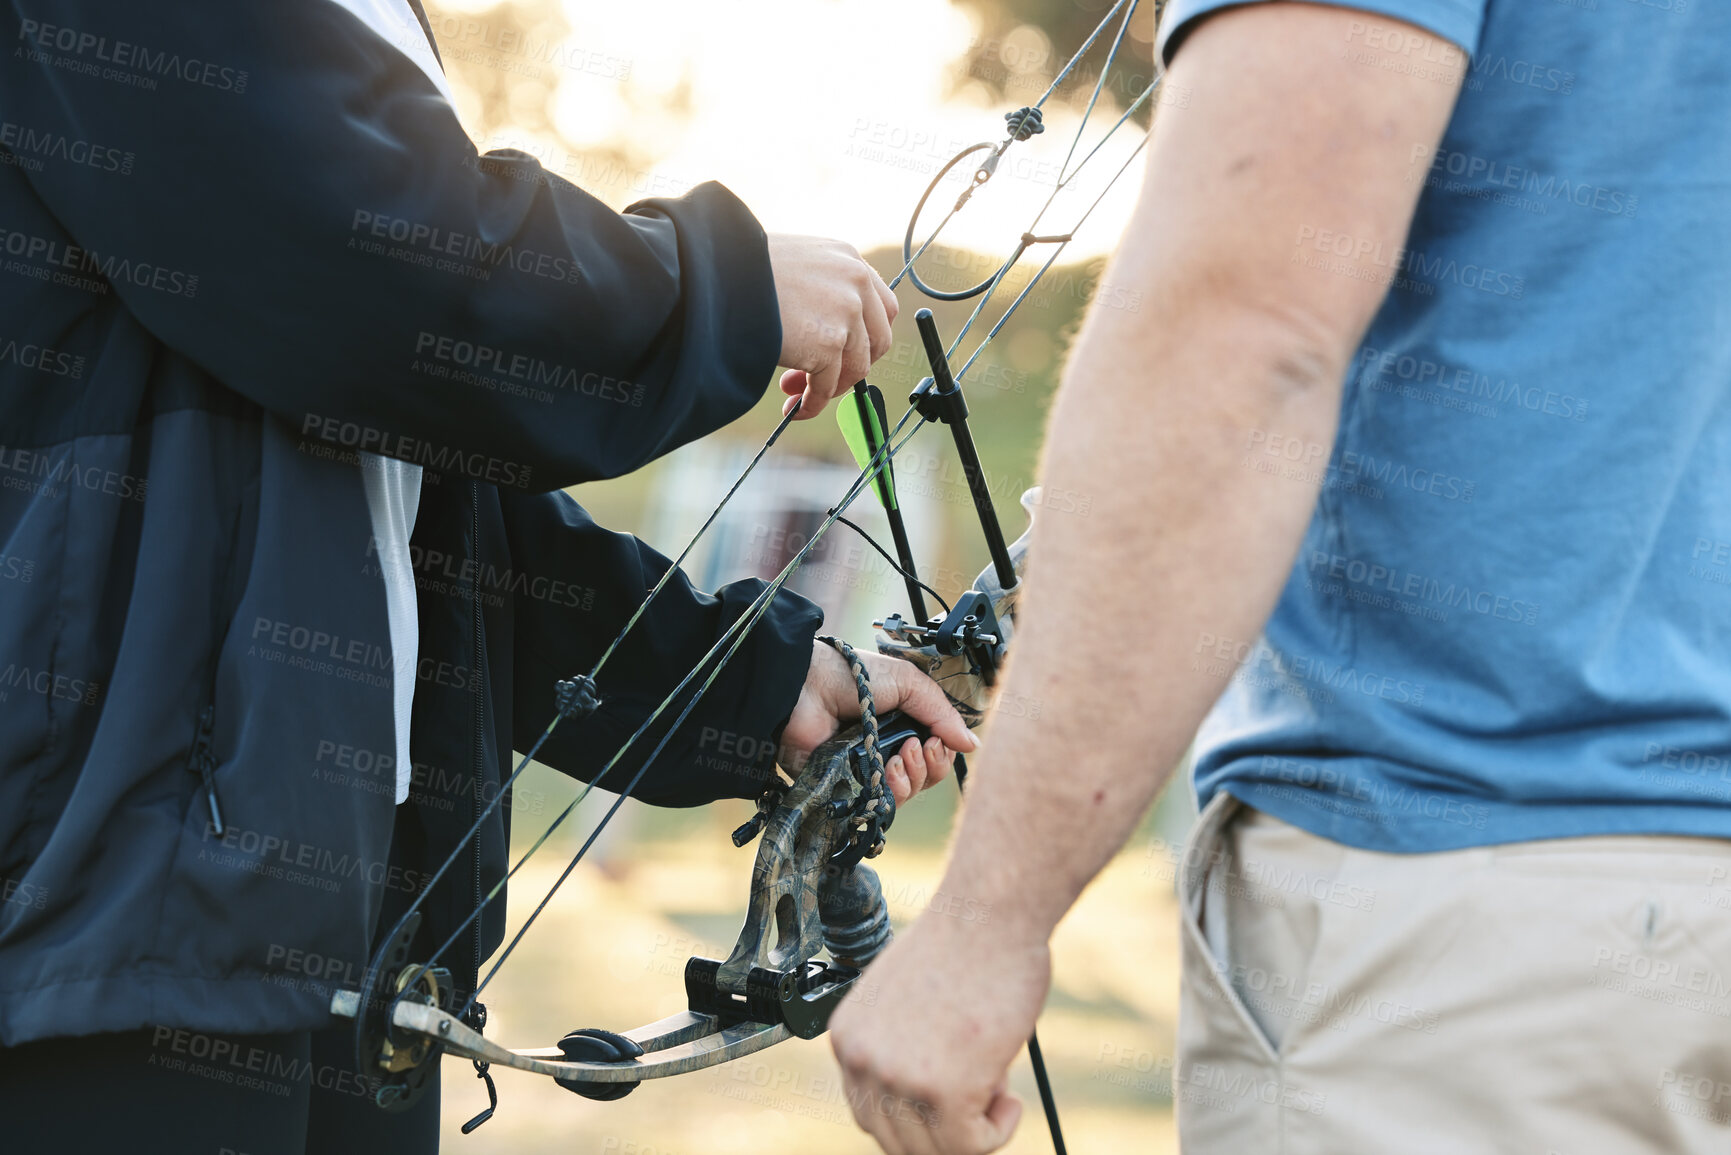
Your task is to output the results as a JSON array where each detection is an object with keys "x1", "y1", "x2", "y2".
[{"x1": 0, "y1": 0, "x2": 820, "y2": 1044}]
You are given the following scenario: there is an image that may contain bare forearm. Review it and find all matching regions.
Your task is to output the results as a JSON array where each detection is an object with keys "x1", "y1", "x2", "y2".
[
  {"x1": 831, "y1": 8, "x2": 1466, "y2": 1143},
  {"x1": 941, "y1": 295, "x2": 1342, "y2": 939},
  {"x1": 928, "y1": 2, "x2": 1459, "y2": 945}
]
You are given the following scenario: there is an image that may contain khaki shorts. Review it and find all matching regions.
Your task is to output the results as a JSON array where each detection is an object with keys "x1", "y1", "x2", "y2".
[{"x1": 1177, "y1": 792, "x2": 1731, "y2": 1153}]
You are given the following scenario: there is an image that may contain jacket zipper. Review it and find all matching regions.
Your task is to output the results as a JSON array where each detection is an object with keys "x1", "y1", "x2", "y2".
[
  {"x1": 189, "y1": 484, "x2": 251, "y2": 840},
  {"x1": 468, "y1": 484, "x2": 486, "y2": 1006},
  {"x1": 188, "y1": 704, "x2": 225, "y2": 835}
]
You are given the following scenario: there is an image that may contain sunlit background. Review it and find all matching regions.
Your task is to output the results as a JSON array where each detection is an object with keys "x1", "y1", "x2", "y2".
[{"x1": 418, "y1": 1, "x2": 1196, "y2": 1151}]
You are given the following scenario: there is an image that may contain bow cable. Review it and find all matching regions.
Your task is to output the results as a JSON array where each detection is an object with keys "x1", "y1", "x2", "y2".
[
  {"x1": 381, "y1": 407, "x2": 925, "y2": 1020},
  {"x1": 360, "y1": 6, "x2": 1163, "y2": 1146},
  {"x1": 898, "y1": 0, "x2": 1162, "y2": 384},
  {"x1": 451, "y1": 417, "x2": 930, "y2": 1014}
]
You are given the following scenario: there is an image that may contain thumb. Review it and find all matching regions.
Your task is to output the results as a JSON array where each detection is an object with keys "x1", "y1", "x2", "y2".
[
  {"x1": 875, "y1": 659, "x2": 978, "y2": 755},
  {"x1": 971, "y1": 1087, "x2": 1023, "y2": 1153}
]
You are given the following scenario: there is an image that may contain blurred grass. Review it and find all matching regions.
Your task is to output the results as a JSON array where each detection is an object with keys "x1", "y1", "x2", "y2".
[{"x1": 436, "y1": 247, "x2": 1192, "y2": 1152}]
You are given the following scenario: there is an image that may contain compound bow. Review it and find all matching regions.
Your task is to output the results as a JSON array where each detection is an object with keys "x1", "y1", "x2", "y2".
[{"x1": 333, "y1": 2, "x2": 1162, "y2": 1148}]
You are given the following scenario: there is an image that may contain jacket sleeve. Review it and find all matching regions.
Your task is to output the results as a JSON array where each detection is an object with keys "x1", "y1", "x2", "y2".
[
  {"x1": 3, "y1": 2, "x2": 781, "y2": 490},
  {"x1": 499, "y1": 490, "x2": 822, "y2": 806}
]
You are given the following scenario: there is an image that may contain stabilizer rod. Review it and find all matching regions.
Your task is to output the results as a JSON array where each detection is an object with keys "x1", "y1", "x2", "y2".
[{"x1": 911, "y1": 309, "x2": 1018, "y2": 592}]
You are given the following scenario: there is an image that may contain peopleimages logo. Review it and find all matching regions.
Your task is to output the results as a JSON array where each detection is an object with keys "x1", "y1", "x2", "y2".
[
  {"x1": 1293, "y1": 226, "x2": 1525, "y2": 299},
  {"x1": 1258, "y1": 756, "x2": 1492, "y2": 830},
  {"x1": 0, "y1": 226, "x2": 198, "y2": 297},
  {"x1": 0, "y1": 337, "x2": 85, "y2": 378},
  {"x1": 0, "y1": 663, "x2": 100, "y2": 705},
  {"x1": 1306, "y1": 550, "x2": 1541, "y2": 627},
  {"x1": 0, "y1": 119, "x2": 135, "y2": 174},
  {"x1": 298, "y1": 413, "x2": 533, "y2": 489},
  {"x1": 412, "y1": 16, "x2": 632, "y2": 80},
  {"x1": 0, "y1": 443, "x2": 147, "y2": 501},
  {"x1": 16, "y1": 19, "x2": 250, "y2": 93},
  {"x1": 1344, "y1": 20, "x2": 1464, "y2": 68},
  {"x1": 1335, "y1": 451, "x2": 1475, "y2": 502},
  {"x1": 1355, "y1": 346, "x2": 1589, "y2": 422},
  {"x1": 1411, "y1": 145, "x2": 1638, "y2": 218},
  {"x1": 413, "y1": 332, "x2": 643, "y2": 406},
  {"x1": 1466, "y1": 52, "x2": 1575, "y2": 96},
  {"x1": 349, "y1": 211, "x2": 582, "y2": 285},
  {"x1": 1195, "y1": 631, "x2": 1427, "y2": 706}
]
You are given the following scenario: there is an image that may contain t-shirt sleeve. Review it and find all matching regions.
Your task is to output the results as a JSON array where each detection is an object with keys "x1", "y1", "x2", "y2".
[{"x1": 1157, "y1": 0, "x2": 1490, "y2": 67}]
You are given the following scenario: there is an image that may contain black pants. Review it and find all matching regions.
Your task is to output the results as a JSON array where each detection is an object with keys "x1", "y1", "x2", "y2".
[{"x1": 0, "y1": 1023, "x2": 441, "y2": 1155}]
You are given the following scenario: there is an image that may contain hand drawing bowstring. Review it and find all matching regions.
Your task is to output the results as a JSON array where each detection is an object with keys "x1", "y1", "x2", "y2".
[{"x1": 362, "y1": 0, "x2": 1161, "y2": 1040}]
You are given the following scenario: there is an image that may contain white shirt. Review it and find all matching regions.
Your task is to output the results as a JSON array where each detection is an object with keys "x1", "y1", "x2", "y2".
[{"x1": 331, "y1": 0, "x2": 459, "y2": 802}]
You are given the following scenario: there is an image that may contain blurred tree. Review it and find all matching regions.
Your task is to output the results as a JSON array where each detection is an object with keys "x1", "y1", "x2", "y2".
[
  {"x1": 947, "y1": 0, "x2": 1161, "y2": 107},
  {"x1": 422, "y1": 1, "x2": 569, "y2": 140},
  {"x1": 424, "y1": 0, "x2": 644, "y2": 198}
]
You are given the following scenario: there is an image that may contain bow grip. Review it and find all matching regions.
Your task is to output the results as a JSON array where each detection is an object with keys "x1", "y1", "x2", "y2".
[{"x1": 867, "y1": 709, "x2": 930, "y2": 755}]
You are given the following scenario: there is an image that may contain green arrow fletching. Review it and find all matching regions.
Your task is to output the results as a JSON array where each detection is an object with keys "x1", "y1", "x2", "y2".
[{"x1": 838, "y1": 383, "x2": 898, "y2": 511}]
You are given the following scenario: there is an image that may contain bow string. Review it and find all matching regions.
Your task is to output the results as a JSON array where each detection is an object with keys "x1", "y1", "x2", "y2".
[{"x1": 350, "y1": 0, "x2": 1161, "y2": 1141}]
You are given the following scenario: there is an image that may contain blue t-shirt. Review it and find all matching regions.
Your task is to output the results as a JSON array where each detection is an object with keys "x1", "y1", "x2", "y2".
[{"x1": 1158, "y1": 0, "x2": 1729, "y2": 851}]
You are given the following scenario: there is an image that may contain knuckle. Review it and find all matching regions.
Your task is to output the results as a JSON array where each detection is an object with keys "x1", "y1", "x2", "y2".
[{"x1": 834, "y1": 1044, "x2": 873, "y2": 1078}]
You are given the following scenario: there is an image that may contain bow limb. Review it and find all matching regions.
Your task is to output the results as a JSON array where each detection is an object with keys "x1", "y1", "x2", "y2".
[
  {"x1": 332, "y1": 715, "x2": 897, "y2": 1097},
  {"x1": 329, "y1": 993, "x2": 809, "y2": 1087}
]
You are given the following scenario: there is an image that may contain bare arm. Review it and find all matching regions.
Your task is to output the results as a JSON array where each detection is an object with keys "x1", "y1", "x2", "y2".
[
  {"x1": 950, "y1": 0, "x2": 1463, "y2": 955},
  {"x1": 832, "y1": 4, "x2": 1464, "y2": 1151}
]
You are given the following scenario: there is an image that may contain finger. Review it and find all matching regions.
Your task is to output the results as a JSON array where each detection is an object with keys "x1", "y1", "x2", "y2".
[
  {"x1": 886, "y1": 1102, "x2": 945, "y2": 1155},
  {"x1": 803, "y1": 322, "x2": 865, "y2": 421},
  {"x1": 922, "y1": 735, "x2": 953, "y2": 789},
  {"x1": 852, "y1": 1082, "x2": 910, "y2": 1155},
  {"x1": 839, "y1": 317, "x2": 873, "y2": 400},
  {"x1": 799, "y1": 335, "x2": 844, "y2": 421},
  {"x1": 885, "y1": 753, "x2": 910, "y2": 805},
  {"x1": 795, "y1": 384, "x2": 825, "y2": 420},
  {"x1": 780, "y1": 367, "x2": 808, "y2": 397},
  {"x1": 861, "y1": 272, "x2": 894, "y2": 365},
  {"x1": 897, "y1": 736, "x2": 929, "y2": 797},
  {"x1": 871, "y1": 264, "x2": 899, "y2": 324}
]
